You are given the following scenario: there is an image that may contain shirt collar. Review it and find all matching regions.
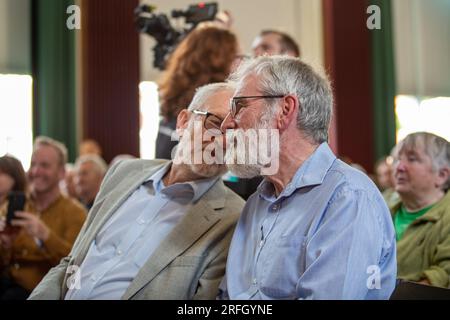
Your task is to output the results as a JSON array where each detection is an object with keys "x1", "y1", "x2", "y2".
[
  {"x1": 414, "y1": 191, "x2": 450, "y2": 223},
  {"x1": 390, "y1": 191, "x2": 450, "y2": 223},
  {"x1": 144, "y1": 161, "x2": 218, "y2": 202},
  {"x1": 258, "y1": 142, "x2": 336, "y2": 200},
  {"x1": 145, "y1": 161, "x2": 171, "y2": 192},
  {"x1": 30, "y1": 193, "x2": 64, "y2": 213}
]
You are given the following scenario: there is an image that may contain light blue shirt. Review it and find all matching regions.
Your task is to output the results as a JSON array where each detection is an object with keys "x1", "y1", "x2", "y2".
[
  {"x1": 220, "y1": 143, "x2": 397, "y2": 300},
  {"x1": 65, "y1": 163, "x2": 218, "y2": 300}
]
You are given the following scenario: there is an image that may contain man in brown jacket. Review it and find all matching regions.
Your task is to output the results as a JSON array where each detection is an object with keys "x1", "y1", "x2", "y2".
[{"x1": 0, "y1": 137, "x2": 86, "y2": 299}]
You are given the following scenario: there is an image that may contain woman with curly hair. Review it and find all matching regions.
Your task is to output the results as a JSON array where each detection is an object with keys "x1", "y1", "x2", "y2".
[{"x1": 155, "y1": 25, "x2": 239, "y2": 159}]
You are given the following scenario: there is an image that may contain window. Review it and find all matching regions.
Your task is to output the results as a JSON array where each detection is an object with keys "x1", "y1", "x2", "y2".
[
  {"x1": 0, "y1": 74, "x2": 33, "y2": 170},
  {"x1": 395, "y1": 95, "x2": 450, "y2": 142},
  {"x1": 139, "y1": 81, "x2": 160, "y2": 159}
]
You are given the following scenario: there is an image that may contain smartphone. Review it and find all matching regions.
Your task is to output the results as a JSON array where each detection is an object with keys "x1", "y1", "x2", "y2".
[{"x1": 6, "y1": 191, "x2": 26, "y2": 226}]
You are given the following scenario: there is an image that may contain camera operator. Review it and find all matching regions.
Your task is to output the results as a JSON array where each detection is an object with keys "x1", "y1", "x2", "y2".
[
  {"x1": 252, "y1": 29, "x2": 301, "y2": 58},
  {"x1": 155, "y1": 25, "x2": 239, "y2": 159}
]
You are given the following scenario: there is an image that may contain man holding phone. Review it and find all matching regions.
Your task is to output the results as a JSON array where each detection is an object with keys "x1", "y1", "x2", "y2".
[
  {"x1": 4, "y1": 191, "x2": 27, "y2": 232},
  {"x1": 0, "y1": 137, "x2": 86, "y2": 300}
]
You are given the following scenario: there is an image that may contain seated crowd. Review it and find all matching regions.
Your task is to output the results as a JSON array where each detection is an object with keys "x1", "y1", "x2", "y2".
[{"x1": 0, "y1": 57, "x2": 449, "y2": 300}]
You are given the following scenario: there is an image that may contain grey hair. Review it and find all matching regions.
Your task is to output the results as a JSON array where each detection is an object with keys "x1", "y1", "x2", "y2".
[
  {"x1": 34, "y1": 136, "x2": 68, "y2": 167},
  {"x1": 229, "y1": 55, "x2": 333, "y2": 144},
  {"x1": 188, "y1": 82, "x2": 236, "y2": 112},
  {"x1": 75, "y1": 154, "x2": 108, "y2": 176},
  {"x1": 395, "y1": 132, "x2": 450, "y2": 190}
]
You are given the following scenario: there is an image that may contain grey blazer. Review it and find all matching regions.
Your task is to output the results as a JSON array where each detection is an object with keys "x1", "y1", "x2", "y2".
[{"x1": 29, "y1": 159, "x2": 244, "y2": 300}]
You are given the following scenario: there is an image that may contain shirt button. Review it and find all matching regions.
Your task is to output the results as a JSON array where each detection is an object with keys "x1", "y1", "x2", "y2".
[
  {"x1": 252, "y1": 278, "x2": 257, "y2": 285},
  {"x1": 272, "y1": 204, "x2": 279, "y2": 211},
  {"x1": 116, "y1": 249, "x2": 122, "y2": 256},
  {"x1": 259, "y1": 240, "x2": 264, "y2": 247},
  {"x1": 138, "y1": 218, "x2": 146, "y2": 225}
]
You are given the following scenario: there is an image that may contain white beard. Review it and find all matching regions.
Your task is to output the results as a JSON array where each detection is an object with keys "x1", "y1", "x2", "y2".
[
  {"x1": 225, "y1": 111, "x2": 277, "y2": 178},
  {"x1": 174, "y1": 120, "x2": 228, "y2": 179},
  {"x1": 189, "y1": 163, "x2": 227, "y2": 178}
]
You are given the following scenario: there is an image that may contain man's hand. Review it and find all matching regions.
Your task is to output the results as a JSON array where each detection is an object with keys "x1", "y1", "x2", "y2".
[
  {"x1": 11, "y1": 211, "x2": 50, "y2": 241},
  {"x1": 418, "y1": 278, "x2": 431, "y2": 286}
]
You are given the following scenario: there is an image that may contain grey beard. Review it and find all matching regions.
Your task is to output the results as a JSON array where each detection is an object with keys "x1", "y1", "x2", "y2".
[{"x1": 225, "y1": 111, "x2": 275, "y2": 178}]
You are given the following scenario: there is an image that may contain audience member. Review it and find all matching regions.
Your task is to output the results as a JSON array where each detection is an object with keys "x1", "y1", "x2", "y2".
[
  {"x1": 375, "y1": 156, "x2": 395, "y2": 191},
  {"x1": 0, "y1": 155, "x2": 29, "y2": 299},
  {"x1": 79, "y1": 139, "x2": 102, "y2": 157},
  {"x1": 75, "y1": 155, "x2": 108, "y2": 210},
  {"x1": 224, "y1": 29, "x2": 300, "y2": 200},
  {"x1": 156, "y1": 25, "x2": 239, "y2": 160},
  {"x1": 0, "y1": 137, "x2": 86, "y2": 299},
  {"x1": 219, "y1": 56, "x2": 396, "y2": 299},
  {"x1": 0, "y1": 155, "x2": 27, "y2": 206},
  {"x1": 29, "y1": 83, "x2": 244, "y2": 300},
  {"x1": 377, "y1": 152, "x2": 400, "y2": 208},
  {"x1": 390, "y1": 132, "x2": 450, "y2": 288},
  {"x1": 340, "y1": 156, "x2": 368, "y2": 174},
  {"x1": 252, "y1": 30, "x2": 300, "y2": 57},
  {"x1": 59, "y1": 163, "x2": 78, "y2": 199}
]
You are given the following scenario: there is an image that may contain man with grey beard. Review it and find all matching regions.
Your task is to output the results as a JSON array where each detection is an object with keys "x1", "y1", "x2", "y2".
[
  {"x1": 29, "y1": 82, "x2": 244, "y2": 300},
  {"x1": 219, "y1": 56, "x2": 397, "y2": 299}
]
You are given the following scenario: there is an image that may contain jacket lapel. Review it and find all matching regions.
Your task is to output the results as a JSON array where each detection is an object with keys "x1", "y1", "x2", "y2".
[{"x1": 122, "y1": 180, "x2": 227, "y2": 300}]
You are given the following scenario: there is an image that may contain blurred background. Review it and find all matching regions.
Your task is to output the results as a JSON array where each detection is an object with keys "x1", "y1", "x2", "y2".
[{"x1": 0, "y1": 0, "x2": 449, "y2": 173}]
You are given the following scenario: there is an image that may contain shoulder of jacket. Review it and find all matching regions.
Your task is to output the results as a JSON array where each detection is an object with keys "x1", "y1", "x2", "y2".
[
  {"x1": 59, "y1": 195, "x2": 87, "y2": 216},
  {"x1": 112, "y1": 158, "x2": 168, "y2": 173}
]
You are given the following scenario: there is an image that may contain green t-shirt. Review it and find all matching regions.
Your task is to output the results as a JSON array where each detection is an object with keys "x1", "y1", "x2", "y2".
[{"x1": 394, "y1": 204, "x2": 434, "y2": 241}]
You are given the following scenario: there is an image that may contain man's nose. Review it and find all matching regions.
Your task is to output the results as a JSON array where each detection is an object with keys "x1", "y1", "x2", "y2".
[
  {"x1": 220, "y1": 112, "x2": 235, "y2": 133},
  {"x1": 253, "y1": 45, "x2": 265, "y2": 57},
  {"x1": 395, "y1": 160, "x2": 406, "y2": 173},
  {"x1": 29, "y1": 165, "x2": 41, "y2": 177},
  {"x1": 220, "y1": 113, "x2": 236, "y2": 148}
]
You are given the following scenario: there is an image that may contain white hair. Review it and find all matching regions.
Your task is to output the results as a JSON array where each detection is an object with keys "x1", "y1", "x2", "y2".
[
  {"x1": 75, "y1": 154, "x2": 108, "y2": 176},
  {"x1": 34, "y1": 136, "x2": 68, "y2": 167},
  {"x1": 395, "y1": 132, "x2": 450, "y2": 190},
  {"x1": 188, "y1": 82, "x2": 236, "y2": 112},
  {"x1": 229, "y1": 55, "x2": 333, "y2": 144},
  {"x1": 109, "y1": 154, "x2": 136, "y2": 168}
]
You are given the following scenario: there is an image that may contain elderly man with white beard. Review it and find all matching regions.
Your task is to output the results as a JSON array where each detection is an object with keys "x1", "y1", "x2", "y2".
[
  {"x1": 29, "y1": 82, "x2": 245, "y2": 300},
  {"x1": 219, "y1": 56, "x2": 397, "y2": 300}
]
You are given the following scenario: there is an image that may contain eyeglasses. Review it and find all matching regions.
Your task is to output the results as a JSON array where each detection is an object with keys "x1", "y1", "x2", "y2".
[
  {"x1": 192, "y1": 109, "x2": 224, "y2": 131},
  {"x1": 230, "y1": 95, "x2": 285, "y2": 118}
]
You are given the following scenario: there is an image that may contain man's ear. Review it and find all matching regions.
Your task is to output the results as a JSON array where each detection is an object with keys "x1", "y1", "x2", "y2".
[
  {"x1": 176, "y1": 109, "x2": 191, "y2": 136},
  {"x1": 436, "y1": 166, "x2": 450, "y2": 189},
  {"x1": 59, "y1": 166, "x2": 66, "y2": 182},
  {"x1": 277, "y1": 95, "x2": 298, "y2": 131}
]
